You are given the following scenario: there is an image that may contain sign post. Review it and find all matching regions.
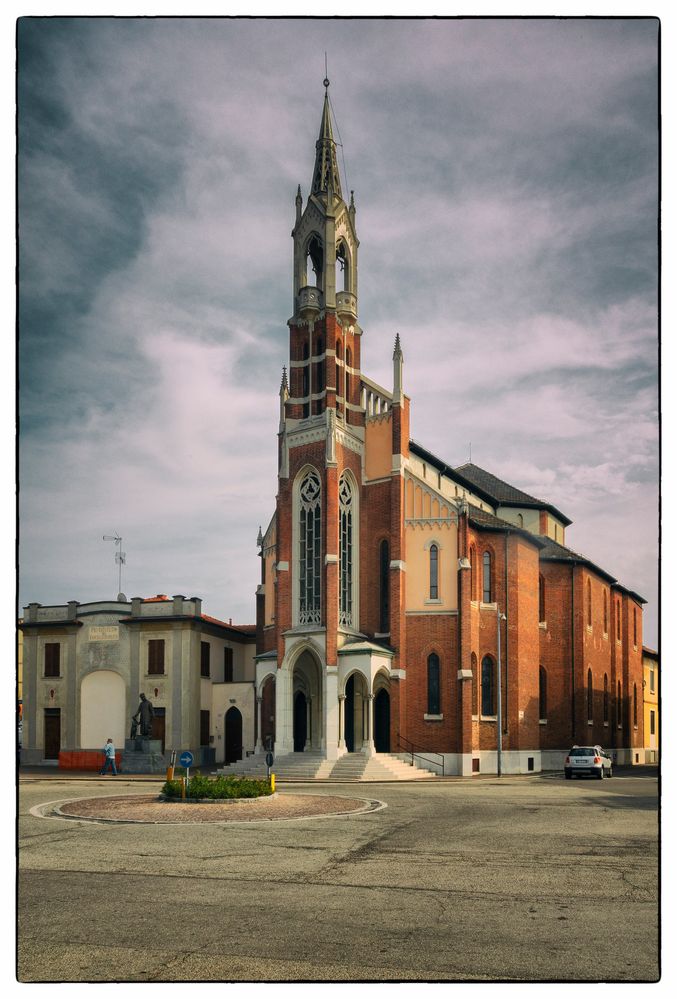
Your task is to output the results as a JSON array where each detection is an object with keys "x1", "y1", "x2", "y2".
[{"x1": 179, "y1": 750, "x2": 194, "y2": 799}]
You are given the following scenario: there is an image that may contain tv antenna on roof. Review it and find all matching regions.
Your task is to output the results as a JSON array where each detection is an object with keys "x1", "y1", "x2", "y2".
[{"x1": 103, "y1": 532, "x2": 126, "y2": 598}]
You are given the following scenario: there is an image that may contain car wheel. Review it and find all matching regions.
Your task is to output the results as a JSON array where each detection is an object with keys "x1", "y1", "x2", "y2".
[
  {"x1": 597, "y1": 767, "x2": 604, "y2": 779},
  {"x1": 565, "y1": 770, "x2": 572, "y2": 780},
  {"x1": 608, "y1": 767, "x2": 613, "y2": 778}
]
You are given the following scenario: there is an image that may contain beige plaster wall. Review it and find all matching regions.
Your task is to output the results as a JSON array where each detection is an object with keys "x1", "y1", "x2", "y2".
[
  {"x1": 365, "y1": 414, "x2": 392, "y2": 481},
  {"x1": 405, "y1": 522, "x2": 458, "y2": 611}
]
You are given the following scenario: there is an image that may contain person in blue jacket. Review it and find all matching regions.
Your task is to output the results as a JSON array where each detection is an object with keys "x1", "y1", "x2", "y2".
[{"x1": 100, "y1": 738, "x2": 118, "y2": 775}]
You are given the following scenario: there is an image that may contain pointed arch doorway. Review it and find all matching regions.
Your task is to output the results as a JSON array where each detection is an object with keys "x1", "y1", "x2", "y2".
[
  {"x1": 224, "y1": 706, "x2": 243, "y2": 764},
  {"x1": 374, "y1": 687, "x2": 391, "y2": 752}
]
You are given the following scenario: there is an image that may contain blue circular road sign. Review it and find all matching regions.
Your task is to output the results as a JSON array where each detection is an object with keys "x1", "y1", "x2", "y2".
[{"x1": 179, "y1": 751, "x2": 194, "y2": 768}]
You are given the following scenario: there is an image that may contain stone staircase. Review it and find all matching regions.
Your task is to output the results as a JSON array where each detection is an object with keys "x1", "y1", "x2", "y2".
[{"x1": 214, "y1": 750, "x2": 437, "y2": 782}]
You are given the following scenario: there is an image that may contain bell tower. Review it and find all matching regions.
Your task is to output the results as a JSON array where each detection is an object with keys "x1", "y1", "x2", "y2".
[{"x1": 286, "y1": 78, "x2": 362, "y2": 428}]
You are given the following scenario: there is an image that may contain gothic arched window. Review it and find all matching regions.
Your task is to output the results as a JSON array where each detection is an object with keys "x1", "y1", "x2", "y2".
[
  {"x1": 427, "y1": 653, "x2": 440, "y2": 715},
  {"x1": 299, "y1": 471, "x2": 321, "y2": 625},
  {"x1": 539, "y1": 666, "x2": 547, "y2": 720},
  {"x1": 481, "y1": 655, "x2": 495, "y2": 716},
  {"x1": 539, "y1": 575, "x2": 546, "y2": 623},
  {"x1": 471, "y1": 653, "x2": 478, "y2": 716},
  {"x1": 379, "y1": 539, "x2": 390, "y2": 633},
  {"x1": 339, "y1": 475, "x2": 354, "y2": 627},
  {"x1": 603, "y1": 673, "x2": 609, "y2": 723},
  {"x1": 429, "y1": 544, "x2": 439, "y2": 600},
  {"x1": 617, "y1": 680, "x2": 622, "y2": 728},
  {"x1": 482, "y1": 551, "x2": 492, "y2": 603}
]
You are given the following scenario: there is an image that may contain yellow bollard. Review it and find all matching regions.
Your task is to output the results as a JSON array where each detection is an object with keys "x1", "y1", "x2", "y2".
[
  {"x1": 270, "y1": 773, "x2": 275, "y2": 792},
  {"x1": 166, "y1": 766, "x2": 175, "y2": 781}
]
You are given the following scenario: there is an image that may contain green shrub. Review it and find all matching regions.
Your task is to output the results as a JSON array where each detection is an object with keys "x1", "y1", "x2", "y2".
[{"x1": 161, "y1": 774, "x2": 273, "y2": 800}]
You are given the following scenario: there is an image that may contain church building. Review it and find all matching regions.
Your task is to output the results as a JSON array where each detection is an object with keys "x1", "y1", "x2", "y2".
[{"x1": 253, "y1": 82, "x2": 647, "y2": 775}]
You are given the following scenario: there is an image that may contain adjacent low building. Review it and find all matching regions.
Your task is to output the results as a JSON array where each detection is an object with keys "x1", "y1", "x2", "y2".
[
  {"x1": 19, "y1": 595, "x2": 256, "y2": 770},
  {"x1": 642, "y1": 646, "x2": 659, "y2": 763}
]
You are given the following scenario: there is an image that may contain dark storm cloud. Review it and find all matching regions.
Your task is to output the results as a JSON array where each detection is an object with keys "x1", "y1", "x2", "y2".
[{"x1": 17, "y1": 16, "x2": 658, "y2": 642}]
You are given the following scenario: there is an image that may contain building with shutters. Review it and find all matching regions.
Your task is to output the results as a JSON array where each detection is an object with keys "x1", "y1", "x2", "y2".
[
  {"x1": 252, "y1": 81, "x2": 648, "y2": 774},
  {"x1": 642, "y1": 646, "x2": 659, "y2": 764},
  {"x1": 19, "y1": 594, "x2": 256, "y2": 769}
]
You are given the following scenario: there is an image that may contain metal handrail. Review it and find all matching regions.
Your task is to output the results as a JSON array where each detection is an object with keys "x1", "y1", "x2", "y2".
[{"x1": 397, "y1": 735, "x2": 445, "y2": 776}]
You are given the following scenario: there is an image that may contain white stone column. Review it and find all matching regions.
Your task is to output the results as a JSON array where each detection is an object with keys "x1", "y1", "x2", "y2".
[
  {"x1": 364, "y1": 693, "x2": 376, "y2": 757},
  {"x1": 255, "y1": 696, "x2": 263, "y2": 752},
  {"x1": 338, "y1": 694, "x2": 347, "y2": 751},
  {"x1": 275, "y1": 665, "x2": 293, "y2": 754},
  {"x1": 324, "y1": 669, "x2": 339, "y2": 760}
]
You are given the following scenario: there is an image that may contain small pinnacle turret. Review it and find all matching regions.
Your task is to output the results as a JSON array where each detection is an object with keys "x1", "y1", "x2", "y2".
[{"x1": 393, "y1": 333, "x2": 404, "y2": 404}]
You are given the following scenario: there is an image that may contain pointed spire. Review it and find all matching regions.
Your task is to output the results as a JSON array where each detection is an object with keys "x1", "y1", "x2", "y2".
[
  {"x1": 295, "y1": 184, "x2": 302, "y2": 224},
  {"x1": 311, "y1": 80, "x2": 343, "y2": 200},
  {"x1": 393, "y1": 334, "x2": 404, "y2": 404},
  {"x1": 280, "y1": 365, "x2": 289, "y2": 394},
  {"x1": 256, "y1": 526, "x2": 263, "y2": 549}
]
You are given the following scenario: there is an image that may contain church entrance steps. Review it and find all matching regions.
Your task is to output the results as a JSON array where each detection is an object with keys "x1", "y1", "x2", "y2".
[{"x1": 214, "y1": 750, "x2": 436, "y2": 781}]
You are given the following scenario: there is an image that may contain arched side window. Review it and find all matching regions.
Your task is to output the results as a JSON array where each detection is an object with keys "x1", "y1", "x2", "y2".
[
  {"x1": 481, "y1": 655, "x2": 495, "y2": 716},
  {"x1": 633, "y1": 607, "x2": 637, "y2": 647},
  {"x1": 379, "y1": 539, "x2": 390, "y2": 633},
  {"x1": 427, "y1": 653, "x2": 440, "y2": 715},
  {"x1": 603, "y1": 590, "x2": 608, "y2": 634},
  {"x1": 482, "y1": 551, "x2": 492, "y2": 603},
  {"x1": 539, "y1": 575, "x2": 546, "y2": 623},
  {"x1": 302, "y1": 342, "x2": 310, "y2": 419},
  {"x1": 587, "y1": 578, "x2": 592, "y2": 627},
  {"x1": 345, "y1": 346, "x2": 352, "y2": 403},
  {"x1": 616, "y1": 600, "x2": 621, "y2": 640},
  {"x1": 471, "y1": 653, "x2": 478, "y2": 716},
  {"x1": 617, "y1": 680, "x2": 622, "y2": 728},
  {"x1": 429, "y1": 544, "x2": 439, "y2": 600},
  {"x1": 517, "y1": 513, "x2": 524, "y2": 528},
  {"x1": 539, "y1": 666, "x2": 547, "y2": 720},
  {"x1": 587, "y1": 668, "x2": 593, "y2": 721},
  {"x1": 603, "y1": 673, "x2": 609, "y2": 723},
  {"x1": 469, "y1": 545, "x2": 476, "y2": 600},
  {"x1": 299, "y1": 471, "x2": 321, "y2": 625},
  {"x1": 633, "y1": 684, "x2": 638, "y2": 727},
  {"x1": 339, "y1": 475, "x2": 354, "y2": 628}
]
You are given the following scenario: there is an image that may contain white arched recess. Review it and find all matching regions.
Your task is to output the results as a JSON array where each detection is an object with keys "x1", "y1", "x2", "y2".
[
  {"x1": 80, "y1": 670, "x2": 126, "y2": 749},
  {"x1": 276, "y1": 639, "x2": 333, "y2": 756},
  {"x1": 337, "y1": 648, "x2": 395, "y2": 757}
]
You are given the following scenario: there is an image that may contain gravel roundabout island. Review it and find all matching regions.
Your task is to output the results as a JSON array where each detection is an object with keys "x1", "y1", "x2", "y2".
[{"x1": 52, "y1": 792, "x2": 384, "y2": 824}]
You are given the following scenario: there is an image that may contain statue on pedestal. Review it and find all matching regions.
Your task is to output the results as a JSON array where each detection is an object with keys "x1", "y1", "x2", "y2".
[{"x1": 132, "y1": 693, "x2": 155, "y2": 737}]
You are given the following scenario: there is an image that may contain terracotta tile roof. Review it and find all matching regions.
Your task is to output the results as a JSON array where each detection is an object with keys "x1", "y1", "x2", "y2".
[
  {"x1": 200, "y1": 614, "x2": 256, "y2": 635},
  {"x1": 141, "y1": 594, "x2": 170, "y2": 602}
]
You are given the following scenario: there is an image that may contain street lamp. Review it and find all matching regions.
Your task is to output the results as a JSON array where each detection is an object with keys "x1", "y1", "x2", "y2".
[{"x1": 497, "y1": 606, "x2": 507, "y2": 777}]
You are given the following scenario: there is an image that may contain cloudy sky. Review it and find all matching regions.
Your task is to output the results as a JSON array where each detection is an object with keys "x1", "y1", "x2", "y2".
[{"x1": 17, "y1": 16, "x2": 659, "y2": 644}]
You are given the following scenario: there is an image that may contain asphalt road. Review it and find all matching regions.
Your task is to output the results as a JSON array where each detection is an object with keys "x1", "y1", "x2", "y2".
[{"x1": 17, "y1": 769, "x2": 659, "y2": 982}]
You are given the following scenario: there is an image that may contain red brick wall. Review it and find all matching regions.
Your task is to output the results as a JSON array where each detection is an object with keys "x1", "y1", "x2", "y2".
[
  {"x1": 538, "y1": 562, "x2": 574, "y2": 749},
  {"x1": 403, "y1": 615, "x2": 459, "y2": 753}
]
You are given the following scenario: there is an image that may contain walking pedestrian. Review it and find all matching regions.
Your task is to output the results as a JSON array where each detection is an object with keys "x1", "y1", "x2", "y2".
[{"x1": 100, "y1": 738, "x2": 118, "y2": 775}]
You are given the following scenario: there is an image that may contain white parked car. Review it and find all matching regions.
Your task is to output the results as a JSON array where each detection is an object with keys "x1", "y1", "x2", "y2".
[{"x1": 564, "y1": 745, "x2": 613, "y2": 780}]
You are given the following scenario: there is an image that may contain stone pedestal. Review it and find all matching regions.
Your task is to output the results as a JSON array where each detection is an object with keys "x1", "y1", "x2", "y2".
[{"x1": 122, "y1": 738, "x2": 167, "y2": 774}]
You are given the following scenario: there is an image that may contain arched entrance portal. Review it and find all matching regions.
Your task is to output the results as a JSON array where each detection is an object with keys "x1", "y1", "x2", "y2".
[
  {"x1": 293, "y1": 692, "x2": 307, "y2": 751},
  {"x1": 224, "y1": 706, "x2": 243, "y2": 764},
  {"x1": 344, "y1": 672, "x2": 368, "y2": 752},
  {"x1": 80, "y1": 670, "x2": 125, "y2": 749},
  {"x1": 292, "y1": 649, "x2": 322, "y2": 752},
  {"x1": 374, "y1": 688, "x2": 391, "y2": 752},
  {"x1": 261, "y1": 675, "x2": 276, "y2": 750}
]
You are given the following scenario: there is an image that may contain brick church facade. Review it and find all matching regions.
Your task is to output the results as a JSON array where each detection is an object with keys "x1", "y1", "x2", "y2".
[{"x1": 253, "y1": 83, "x2": 646, "y2": 775}]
